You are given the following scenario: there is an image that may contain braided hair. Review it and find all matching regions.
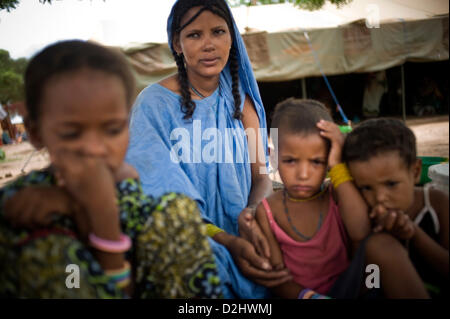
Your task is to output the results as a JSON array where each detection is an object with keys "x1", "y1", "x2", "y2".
[{"x1": 169, "y1": 0, "x2": 242, "y2": 120}]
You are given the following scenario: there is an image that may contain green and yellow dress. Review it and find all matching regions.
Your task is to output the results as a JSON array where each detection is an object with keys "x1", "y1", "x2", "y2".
[{"x1": 0, "y1": 168, "x2": 222, "y2": 298}]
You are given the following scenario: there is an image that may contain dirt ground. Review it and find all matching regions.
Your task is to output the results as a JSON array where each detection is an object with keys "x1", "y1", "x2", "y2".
[{"x1": 0, "y1": 115, "x2": 448, "y2": 187}]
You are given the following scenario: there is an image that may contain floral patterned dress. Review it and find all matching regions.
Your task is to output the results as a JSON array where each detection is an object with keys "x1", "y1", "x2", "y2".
[{"x1": 0, "y1": 168, "x2": 222, "y2": 298}]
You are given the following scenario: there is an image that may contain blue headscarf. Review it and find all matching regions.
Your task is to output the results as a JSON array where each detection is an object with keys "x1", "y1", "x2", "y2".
[{"x1": 167, "y1": 0, "x2": 267, "y2": 118}]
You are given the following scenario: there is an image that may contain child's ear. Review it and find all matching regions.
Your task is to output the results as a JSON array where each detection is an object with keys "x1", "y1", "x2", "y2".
[
  {"x1": 24, "y1": 117, "x2": 44, "y2": 150},
  {"x1": 412, "y1": 158, "x2": 422, "y2": 184}
]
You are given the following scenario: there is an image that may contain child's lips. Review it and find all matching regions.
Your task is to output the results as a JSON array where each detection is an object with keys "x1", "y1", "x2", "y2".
[{"x1": 292, "y1": 185, "x2": 313, "y2": 192}]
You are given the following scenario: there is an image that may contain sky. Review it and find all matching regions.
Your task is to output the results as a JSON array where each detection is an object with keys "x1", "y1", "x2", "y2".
[{"x1": 0, "y1": 0, "x2": 178, "y2": 59}]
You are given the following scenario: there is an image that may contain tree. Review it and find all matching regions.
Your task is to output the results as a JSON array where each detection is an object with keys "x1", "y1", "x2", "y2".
[
  {"x1": 0, "y1": 0, "x2": 19, "y2": 12},
  {"x1": 1, "y1": 0, "x2": 104, "y2": 12},
  {"x1": 0, "y1": 49, "x2": 27, "y2": 105},
  {"x1": 228, "y1": 0, "x2": 352, "y2": 10},
  {"x1": 0, "y1": 71, "x2": 22, "y2": 105}
]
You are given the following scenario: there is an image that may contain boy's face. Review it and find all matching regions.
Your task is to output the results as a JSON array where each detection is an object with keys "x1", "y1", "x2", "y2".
[
  {"x1": 347, "y1": 151, "x2": 421, "y2": 214},
  {"x1": 30, "y1": 68, "x2": 129, "y2": 175}
]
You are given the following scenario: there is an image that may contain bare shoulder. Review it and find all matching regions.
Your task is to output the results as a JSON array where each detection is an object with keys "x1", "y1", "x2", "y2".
[
  {"x1": 427, "y1": 186, "x2": 449, "y2": 248},
  {"x1": 264, "y1": 190, "x2": 285, "y2": 218},
  {"x1": 428, "y1": 186, "x2": 449, "y2": 218},
  {"x1": 158, "y1": 74, "x2": 179, "y2": 94},
  {"x1": 256, "y1": 191, "x2": 278, "y2": 218},
  {"x1": 266, "y1": 190, "x2": 282, "y2": 205}
]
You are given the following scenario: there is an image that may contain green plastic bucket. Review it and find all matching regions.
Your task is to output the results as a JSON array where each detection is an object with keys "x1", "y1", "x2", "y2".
[{"x1": 418, "y1": 156, "x2": 448, "y2": 185}]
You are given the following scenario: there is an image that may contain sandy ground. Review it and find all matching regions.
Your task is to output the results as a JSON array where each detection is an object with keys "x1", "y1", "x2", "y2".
[{"x1": 0, "y1": 115, "x2": 448, "y2": 187}]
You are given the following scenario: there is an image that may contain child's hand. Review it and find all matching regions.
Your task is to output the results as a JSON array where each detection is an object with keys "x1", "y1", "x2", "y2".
[
  {"x1": 370, "y1": 204, "x2": 415, "y2": 240},
  {"x1": 50, "y1": 148, "x2": 119, "y2": 231},
  {"x1": 316, "y1": 120, "x2": 345, "y2": 168},
  {"x1": 3, "y1": 186, "x2": 73, "y2": 229}
]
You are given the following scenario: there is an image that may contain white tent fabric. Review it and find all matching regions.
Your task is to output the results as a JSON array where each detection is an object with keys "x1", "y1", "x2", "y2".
[
  {"x1": 232, "y1": 0, "x2": 449, "y2": 32},
  {"x1": 119, "y1": 0, "x2": 449, "y2": 88}
]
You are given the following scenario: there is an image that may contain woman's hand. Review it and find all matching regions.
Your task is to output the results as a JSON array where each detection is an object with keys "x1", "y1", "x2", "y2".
[
  {"x1": 214, "y1": 231, "x2": 292, "y2": 288},
  {"x1": 238, "y1": 207, "x2": 271, "y2": 259},
  {"x1": 3, "y1": 186, "x2": 73, "y2": 229},
  {"x1": 226, "y1": 235, "x2": 292, "y2": 287},
  {"x1": 316, "y1": 120, "x2": 345, "y2": 168}
]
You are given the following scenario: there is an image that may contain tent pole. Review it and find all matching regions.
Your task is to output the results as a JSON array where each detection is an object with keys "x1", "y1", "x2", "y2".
[
  {"x1": 301, "y1": 78, "x2": 307, "y2": 99},
  {"x1": 401, "y1": 64, "x2": 406, "y2": 122}
]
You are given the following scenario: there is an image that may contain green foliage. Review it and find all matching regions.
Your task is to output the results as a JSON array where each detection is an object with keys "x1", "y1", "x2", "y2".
[
  {"x1": 228, "y1": 0, "x2": 352, "y2": 10},
  {"x1": 0, "y1": 49, "x2": 27, "y2": 105},
  {"x1": 0, "y1": 0, "x2": 50, "y2": 12},
  {"x1": 0, "y1": 71, "x2": 22, "y2": 105},
  {"x1": 0, "y1": 0, "x2": 19, "y2": 12},
  {"x1": 1, "y1": 0, "x2": 104, "y2": 12}
]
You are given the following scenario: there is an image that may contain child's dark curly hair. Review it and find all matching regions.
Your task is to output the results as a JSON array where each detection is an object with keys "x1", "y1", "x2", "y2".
[
  {"x1": 25, "y1": 40, "x2": 135, "y2": 123},
  {"x1": 169, "y1": 0, "x2": 241, "y2": 120},
  {"x1": 342, "y1": 118, "x2": 417, "y2": 168}
]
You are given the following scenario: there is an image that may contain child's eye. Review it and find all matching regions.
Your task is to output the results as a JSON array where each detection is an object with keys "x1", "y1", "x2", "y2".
[
  {"x1": 311, "y1": 159, "x2": 326, "y2": 166},
  {"x1": 359, "y1": 185, "x2": 372, "y2": 192},
  {"x1": 282, "y1": 159, "x2": 295, "y2": 164},
  {"x1": 386, "y1": 181, "x2": 398, "y2": 188},
  {"x1": 58, "y1": 131, "x2": 80, "y2": 140},
  {"x1": 106, "y1": 123, "x2": 126, "y2": 136}
]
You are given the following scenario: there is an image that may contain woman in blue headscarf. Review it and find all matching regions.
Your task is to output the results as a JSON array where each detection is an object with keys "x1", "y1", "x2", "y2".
[{"x1": 126, "y1": 0, "x2": 292, "y2": 298}]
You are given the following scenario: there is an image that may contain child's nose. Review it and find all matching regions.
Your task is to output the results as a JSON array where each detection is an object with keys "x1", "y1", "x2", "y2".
[
  {"x1": 296, "y1": 163, "x2": 309, "y2": 179},
  {"x1": 83, "y1": 134, "x2": 108, "y2": 157},
  {"x1": 375, "y1": 188, "x2": 388, "y2": 204}
]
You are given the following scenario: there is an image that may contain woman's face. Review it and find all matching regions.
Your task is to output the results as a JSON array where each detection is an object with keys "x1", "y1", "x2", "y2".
[{"x1": 174, "y1": 6, "x2": 232, "y2": 80}]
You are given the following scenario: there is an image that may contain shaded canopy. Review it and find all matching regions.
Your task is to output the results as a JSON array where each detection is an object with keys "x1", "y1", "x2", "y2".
[{"x1": 116, "y1": 0, "x2": 449, "y2": 89}]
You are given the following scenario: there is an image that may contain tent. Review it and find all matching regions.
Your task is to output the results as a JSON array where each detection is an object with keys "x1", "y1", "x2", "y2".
[{"x1": 120, "y1": 0, "x2": 448, "y2": 91}]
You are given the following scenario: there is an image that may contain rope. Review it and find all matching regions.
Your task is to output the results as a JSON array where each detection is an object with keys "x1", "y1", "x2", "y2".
[{"x1": 303, "y1": 30, "x2": 350, "y2": 124}]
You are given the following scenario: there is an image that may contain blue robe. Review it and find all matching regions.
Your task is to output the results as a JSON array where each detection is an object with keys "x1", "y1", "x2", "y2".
[{"x1": 126, "y1": 0, "x2": 270, "y2": 299}]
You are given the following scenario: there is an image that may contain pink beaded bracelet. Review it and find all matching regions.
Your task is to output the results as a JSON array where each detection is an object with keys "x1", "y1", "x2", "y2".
[{"x1": 88, "y1": 233, "x2": 132, "y2": 253}]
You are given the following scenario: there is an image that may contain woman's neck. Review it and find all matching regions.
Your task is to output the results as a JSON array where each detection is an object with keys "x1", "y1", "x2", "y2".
[{"x1": 186, "y1": 70, "x2": 220, "y2": 98}]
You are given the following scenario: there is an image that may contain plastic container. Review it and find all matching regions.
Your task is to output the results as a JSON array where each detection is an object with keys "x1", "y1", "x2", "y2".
[
  {"x1": 338, "y1": 125, "x2": 352, "y2": 134},
  {"x1": 418, "y1": 156, "x2": 448, "y2": 185},
  {"x1": 428, "y1": 163, "x2": 449, "y2": 193}
]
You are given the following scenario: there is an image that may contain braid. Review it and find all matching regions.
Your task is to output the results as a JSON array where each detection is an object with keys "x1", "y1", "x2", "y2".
[
  {"x1": 174, "y1": 53, "x2": 195, "y2": 119},
  {"x1": 229, "y1": 46, "x2": 242, "y2": 120}
]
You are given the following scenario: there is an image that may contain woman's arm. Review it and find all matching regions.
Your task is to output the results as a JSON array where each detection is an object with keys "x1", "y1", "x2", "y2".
[
  {"x1": 241, "y1": 95, "x2": 273, "y2": 208},
  {"x1": 239, "y1": 95, "x2": 274, "y2": 258}
]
